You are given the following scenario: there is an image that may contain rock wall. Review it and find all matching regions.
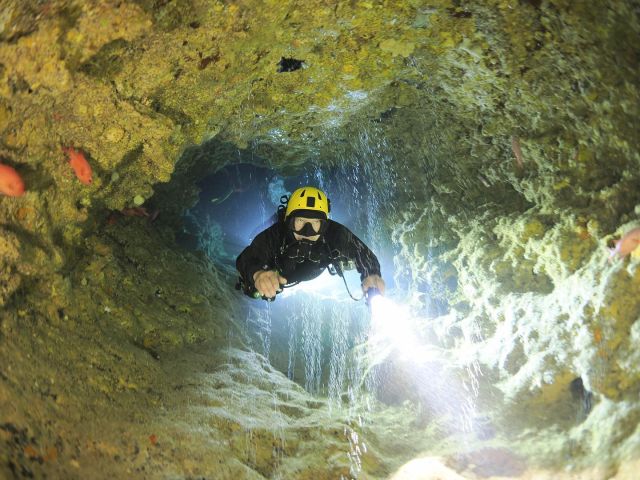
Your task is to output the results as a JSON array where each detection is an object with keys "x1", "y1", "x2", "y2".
[{"x1": 1, "y1": 0, "x2": 639, "y2": 478}]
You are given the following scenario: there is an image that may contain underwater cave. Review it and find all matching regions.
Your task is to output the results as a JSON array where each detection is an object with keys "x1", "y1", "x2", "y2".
[{"x1": 1, "y1": 1, "x2": 639, "y2": 479}]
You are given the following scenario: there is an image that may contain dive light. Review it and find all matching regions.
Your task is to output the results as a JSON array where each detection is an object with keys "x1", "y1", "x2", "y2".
[{"x1": 365, "y1": 287, "x2": 381, "y2": 305}]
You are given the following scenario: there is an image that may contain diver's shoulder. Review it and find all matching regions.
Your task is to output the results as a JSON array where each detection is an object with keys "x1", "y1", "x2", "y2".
[
  {"x1": 325, "y1": 219, "x2": 350, "y2": 237},
  {"x1": 253, "y1": 221, "x2": 284, "y2": 241}
]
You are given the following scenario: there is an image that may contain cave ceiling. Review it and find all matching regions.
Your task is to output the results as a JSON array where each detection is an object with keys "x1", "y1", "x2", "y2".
[{"x1": 1, "y1": 0, "x2": 639, "y2": 478}]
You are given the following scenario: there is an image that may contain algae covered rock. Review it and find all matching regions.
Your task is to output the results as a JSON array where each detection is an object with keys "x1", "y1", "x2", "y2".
[
  {"x1": 0, "y1": 0, "x2": 639, "y2": 478},
  {"x1": 0, "y1": 227, "x2": 22, "y2": 307}
]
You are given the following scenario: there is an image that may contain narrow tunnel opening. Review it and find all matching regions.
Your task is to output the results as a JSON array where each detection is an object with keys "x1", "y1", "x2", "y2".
[{"x1": 168, "y1": 140, "x2": 402, "y2": 399}]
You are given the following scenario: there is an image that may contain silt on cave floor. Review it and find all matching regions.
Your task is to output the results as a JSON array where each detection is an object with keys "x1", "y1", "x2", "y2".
[{"x1": 1, "y1": 0, "x2": 640, "y2": 479}]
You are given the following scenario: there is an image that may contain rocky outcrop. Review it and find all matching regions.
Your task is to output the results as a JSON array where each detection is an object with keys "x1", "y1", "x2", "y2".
[{"x1": 1, "y1": 0, "x2": 639, "y2": 478}]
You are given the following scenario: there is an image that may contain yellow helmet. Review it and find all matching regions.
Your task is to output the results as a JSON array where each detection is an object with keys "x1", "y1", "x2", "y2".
[{"x1": 285, "y1": 186, "x2": 330, "y2": 219}]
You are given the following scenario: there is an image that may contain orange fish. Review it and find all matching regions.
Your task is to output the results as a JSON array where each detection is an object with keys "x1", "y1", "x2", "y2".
[
  {"x1": 0, "y1": 163, "x2": 25, "y2": 197},
  {"x1": 609, "y1": 227, "x2": 640, "y2": 261},
  {"x1": 63, "y1": 147, "x2": 92, "y2": 185}
]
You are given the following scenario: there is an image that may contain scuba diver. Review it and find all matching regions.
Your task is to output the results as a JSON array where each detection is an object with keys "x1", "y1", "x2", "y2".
[{"x1": 236, "y1": 186, "x2": 385, "y2": 301}]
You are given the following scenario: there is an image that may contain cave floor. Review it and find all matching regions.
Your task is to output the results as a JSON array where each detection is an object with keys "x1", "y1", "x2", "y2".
[{"x1": 2, "y1": 302, "x2": 637, "y2": 480}]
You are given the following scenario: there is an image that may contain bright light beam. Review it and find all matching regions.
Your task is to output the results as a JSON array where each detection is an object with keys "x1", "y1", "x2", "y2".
[
  {"x1": 368, "y1": 295, "x2": 444, "y2": 365},
  {"x1": 366, "y1": 294, "x2": 479, "y2": 438}
]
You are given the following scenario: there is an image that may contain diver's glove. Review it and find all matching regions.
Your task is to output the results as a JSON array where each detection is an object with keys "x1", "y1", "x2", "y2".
[
  {"x1": 253, "y1": 269, "x2": 288, "y2": 300},
  {"x1": 361, "y1": 274, "x2": 385, "y2": 296}
]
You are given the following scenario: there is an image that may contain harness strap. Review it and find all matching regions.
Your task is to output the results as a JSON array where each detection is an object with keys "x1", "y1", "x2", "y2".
[{"x1": 272, "y1": 223, "x2": 365, "y2": 302}]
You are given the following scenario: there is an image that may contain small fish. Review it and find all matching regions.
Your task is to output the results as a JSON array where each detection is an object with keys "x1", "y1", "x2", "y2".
[
  {"x1": 108, "y1": 207, "x2": 159, "y2": 224},
  {"x1": 477, "y1": 172, "x2": 491, "y2": 187},
  {"x1": 122, "y1": 207, "x2": 159, "y2": 221},
  {"x1": 0, "y1": 163, "x2": 25, "y2": 197},
  {"x1": 609, "y1": 227, "x2": 640, "y2": 260},
  {"x1": 593, "y1": 327, "x2": 602, "y2": 343},
  {"x1": 210, "y1": 189, "x2": 233, "y2": 205},
  {"x1": 63, "y1": 147, "x2": 92, "y2": 185},
  {"x1": 121, "y1": 207, "x2": 149, "y2": 217},
  {"x1": 511, "y1": 136, "x2": 524, "y2": 169}
]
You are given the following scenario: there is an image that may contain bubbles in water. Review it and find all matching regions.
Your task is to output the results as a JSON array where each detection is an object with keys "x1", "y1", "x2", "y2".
[
  {"x1": 328, "y1": 303, "x2": 349, "y2": 402},
  {"x1": 300, "y1": 300, "x2": 323, "y2": 394},
  {"x1": 281, "y1": 293, "x2": 369, "y2": 398},
  {"x1": 244, "y1": 306, "x2": 272, "y2": 359}
]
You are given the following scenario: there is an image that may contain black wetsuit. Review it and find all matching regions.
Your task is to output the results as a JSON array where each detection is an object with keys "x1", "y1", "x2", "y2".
[{"x1": 236, "y1": 219, "x2": 381, "y2": 297}]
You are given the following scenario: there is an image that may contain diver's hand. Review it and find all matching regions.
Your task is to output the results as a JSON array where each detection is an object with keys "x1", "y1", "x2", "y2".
[
  {"x1": 362, "y1": 275, "x2": 385, "y2": 295},
  {"x1": 253, "y1": 270, "x2": 288, "y2": 299}
]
